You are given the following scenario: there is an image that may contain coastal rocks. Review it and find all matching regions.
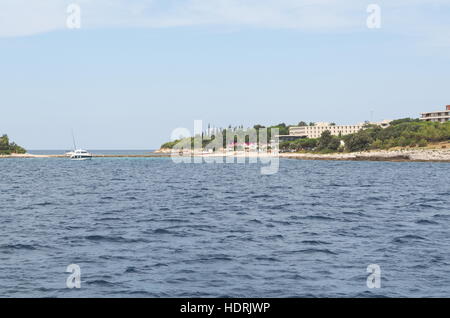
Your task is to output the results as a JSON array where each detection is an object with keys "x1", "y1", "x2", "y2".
[
  {"x1": 354, "y1": 155, "x2": 411, "y2": 161},
  {"x1": 281, "y1": 149, "x2": 450, "y2": 162}
]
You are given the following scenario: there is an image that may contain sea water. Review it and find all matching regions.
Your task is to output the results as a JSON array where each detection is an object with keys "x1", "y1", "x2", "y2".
[{"x1": 0, "y1": 157, "x2": 449, "y2": 297}]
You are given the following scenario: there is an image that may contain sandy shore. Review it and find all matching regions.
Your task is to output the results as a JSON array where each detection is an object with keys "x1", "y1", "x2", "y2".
[
  {"x1": 0, "y1": 153, "x2": 66, "y2": 158},
  {"x1": 2, "y1": 148, "x2": 450, "y2": 162},
  {"x1": 0, "y1": 153, "x2": 169, "y2": 159}
]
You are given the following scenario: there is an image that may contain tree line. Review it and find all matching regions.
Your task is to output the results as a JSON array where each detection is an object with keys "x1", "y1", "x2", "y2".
[
  {"x1": 0, "y1": 134, "x2": 26, "y2": 155},
  {"x1": 161, "y1": 122, "x2": 291, "y2": 150},
  {"x1": 280, "y1": 119, "x2": 450, "y2": 153},
  {"x1": 161, "y1": 118, "x2": 450, "y2": 153}
]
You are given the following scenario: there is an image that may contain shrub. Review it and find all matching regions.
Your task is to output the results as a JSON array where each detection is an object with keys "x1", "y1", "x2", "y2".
[
  {"x1": 417, "y1": 139, "x2": 428, "y2": 147},
  {"x1": 371, "y1": 139, "x2": 383, "y2": 149},
  {"x1": 317, "y1": 131, "x2": 340, "y2": 151},
  {"x1": 344, "y1": 133, "x2": 372, "y2": 152}
]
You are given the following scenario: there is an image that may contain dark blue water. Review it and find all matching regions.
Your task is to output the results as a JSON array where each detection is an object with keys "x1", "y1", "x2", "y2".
[{"x1": 0, "y1": 158, "x2": 449, "y2": 297}]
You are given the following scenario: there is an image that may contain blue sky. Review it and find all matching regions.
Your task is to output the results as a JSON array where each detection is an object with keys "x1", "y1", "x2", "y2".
[{"x1": 0, "y1": 0, "x2": 449, "y2": 149}]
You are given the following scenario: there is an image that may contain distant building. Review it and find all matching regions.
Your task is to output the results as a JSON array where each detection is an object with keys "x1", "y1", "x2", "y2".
[
  {"x1": 420, "y1": 105, "x2": 450, "y2": 123},
  {"x1": 277, "y1": 135, "x2": 306, "y2": 142},
  {"x1": 288, "y1": 120, "x2": 391, "y2": 139}
]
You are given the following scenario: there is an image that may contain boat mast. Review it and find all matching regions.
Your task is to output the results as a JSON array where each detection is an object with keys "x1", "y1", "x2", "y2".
[{"x1": 71, "y1": 130, "x2": 77, "y2": 150}]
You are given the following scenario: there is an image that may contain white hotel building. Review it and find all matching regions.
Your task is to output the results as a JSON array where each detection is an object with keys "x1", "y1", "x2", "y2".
[
  {"x1": 420, "y1": 105, "x2": 450, "y2": 123},
  {"x1": 287, "y1": 120, "x2": 391, "y2": 139}
]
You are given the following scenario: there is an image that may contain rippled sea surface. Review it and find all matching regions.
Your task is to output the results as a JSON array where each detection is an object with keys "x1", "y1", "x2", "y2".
[{"x1": 0, "y1": 158, "x2": 449, "y2": 297}]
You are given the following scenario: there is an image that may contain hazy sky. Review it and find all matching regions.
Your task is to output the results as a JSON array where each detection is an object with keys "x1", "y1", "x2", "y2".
[{"x1": 1, "y1": 0, "x2": 449, "y2": 149}]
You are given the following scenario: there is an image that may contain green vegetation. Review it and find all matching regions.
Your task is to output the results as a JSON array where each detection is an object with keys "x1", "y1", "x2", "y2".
[
  {"x1": 317, "y1": 130, "x2": 341, "y2": 152},
  {"x1": 161, "y1": 123, "x2": 292, "y2": 151},
  {"x1": 279, "y1": 119, "x2": 450, "y2": 153},
  {"x1": 160, "y1": 119, "x2": 450, "y2": 153},
  {"x1": 0, "y1": 134, "x2": 26, "y2": 155},
  {"x1": 342, "y1": 120, "x2": 450, "y2": 151},
  {"x1": 160, "y1": 139, "x2": 183, "y2": 150}
]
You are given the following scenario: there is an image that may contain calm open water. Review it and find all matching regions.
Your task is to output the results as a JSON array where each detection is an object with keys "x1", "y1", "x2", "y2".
[{"x1": 0, "y1": 157, "x2": 449, "y2": 297}]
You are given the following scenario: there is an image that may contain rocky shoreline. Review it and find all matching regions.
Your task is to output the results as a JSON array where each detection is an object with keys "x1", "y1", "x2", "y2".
[
  {"x1": 156, "y1": 147, "x2": 450, "y2": 162},
  {"x1": 279, "y1": 149, "x2": 450, "y2": 162}
]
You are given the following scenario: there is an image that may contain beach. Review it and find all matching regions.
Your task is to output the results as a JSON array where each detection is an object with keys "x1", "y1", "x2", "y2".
[{"x1": 0, "y1": 153, "x2": 170, "y2": 159}]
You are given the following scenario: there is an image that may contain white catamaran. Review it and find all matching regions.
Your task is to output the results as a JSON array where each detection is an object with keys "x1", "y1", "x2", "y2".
[
  {"x1": 70, "y1": 149, "x2": 93, "y2": 160},
  {"x1": 68, "y1": 131, "x2": 93, "y2": 160}
]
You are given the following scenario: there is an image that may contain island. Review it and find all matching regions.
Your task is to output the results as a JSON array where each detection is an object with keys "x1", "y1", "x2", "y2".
[{"x1": 0, "y1": 134, "x2": 26, "y2": 155}]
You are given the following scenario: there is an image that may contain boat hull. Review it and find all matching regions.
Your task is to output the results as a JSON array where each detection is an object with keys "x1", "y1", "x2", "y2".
[{"x1": 70, "y1": 149, "x2": 93, "y2": 160}]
